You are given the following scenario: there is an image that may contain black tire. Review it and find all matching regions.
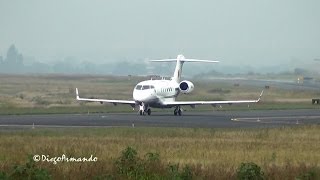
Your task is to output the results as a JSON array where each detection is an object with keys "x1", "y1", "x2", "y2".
[
  {"x1": 178, "y1": 109, "x2": 182, "y2": 116},
  {"x1": 147, "y1": 109, "x2": 151, "y2": 115},
  {"x1": 139, "y1": 110, "x2": 143, "y2": 115}
]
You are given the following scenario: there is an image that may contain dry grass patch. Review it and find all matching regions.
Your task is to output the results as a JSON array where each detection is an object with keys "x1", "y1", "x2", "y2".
[{"x1": 0, "y1": 125, "x2": 319, "y2": 179}]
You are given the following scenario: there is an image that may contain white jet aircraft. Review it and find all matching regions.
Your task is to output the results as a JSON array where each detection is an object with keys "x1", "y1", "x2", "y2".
[{"x1": 76, "y1": 54, "x2": 263, "y2": 116}]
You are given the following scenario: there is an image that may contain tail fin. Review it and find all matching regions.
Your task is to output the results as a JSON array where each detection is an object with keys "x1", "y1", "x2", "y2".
[{"x1": 150, "y1": 54, "x2": 219, "y2": 83}]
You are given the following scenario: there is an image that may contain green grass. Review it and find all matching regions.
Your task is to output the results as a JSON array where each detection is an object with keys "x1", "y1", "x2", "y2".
[{"x1": 0, "y1": 126, "x2": 319, "y2": 179}]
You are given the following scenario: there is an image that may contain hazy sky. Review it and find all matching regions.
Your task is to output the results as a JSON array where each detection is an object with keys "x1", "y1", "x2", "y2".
[{"x1": 0, "y1": 0, "x2": 319, "y2": 66}]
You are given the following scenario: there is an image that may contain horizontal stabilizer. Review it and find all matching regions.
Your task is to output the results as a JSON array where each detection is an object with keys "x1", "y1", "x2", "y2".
[
  {"x1": 182, "y1": 59, "x2": 219, "y2": 63},
  {"x1": 149, "y1": 59, "x2": 177, "y2": 62},
  {"x1": 150, "y1": 59, "x2": 219, "y2": 63}
]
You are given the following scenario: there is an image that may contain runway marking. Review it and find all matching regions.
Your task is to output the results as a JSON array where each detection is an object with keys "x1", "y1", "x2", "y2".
[
  {"x1": 0, "y1": 124, "x2": 129, "y2": 128},
  {"x1": 231, "y1": 116, "x2": 320, "y2": 124}
]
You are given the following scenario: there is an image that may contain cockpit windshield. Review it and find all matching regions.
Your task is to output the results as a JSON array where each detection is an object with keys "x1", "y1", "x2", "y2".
[
  {"x1": 135, "y1": 85, "x2": 155, "y2": 90},
  {"x1": 142, "y1": 85, "x2": 150, "y2": 90},
  {"x1": 135, "y1": 85, "x2": 142, "y2": 90}
]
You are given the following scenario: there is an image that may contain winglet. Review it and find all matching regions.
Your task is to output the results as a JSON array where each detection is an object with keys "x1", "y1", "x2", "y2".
[
  {"x1": 76, "y1": 88, "x2": 80, "y2": 100},
  {"x1": 257, "y1": 90, "x2": 264, "y2": 102}
]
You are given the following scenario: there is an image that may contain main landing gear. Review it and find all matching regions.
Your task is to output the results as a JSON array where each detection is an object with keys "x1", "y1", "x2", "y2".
[
  {"x1": 137, "y1": 104, "x2": 182, "y2": 116},
  {"x1": 174, "y1": 106, "x2": 182, "y2": 116},
  {"x1": 138, "y1": 103, "x2": 151, "y2": 116}
]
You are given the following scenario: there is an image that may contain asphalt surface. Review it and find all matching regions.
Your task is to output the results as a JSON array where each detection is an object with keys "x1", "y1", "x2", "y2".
[{"x1": 0, "y1": 109, "x2": 319, "y2": 129}]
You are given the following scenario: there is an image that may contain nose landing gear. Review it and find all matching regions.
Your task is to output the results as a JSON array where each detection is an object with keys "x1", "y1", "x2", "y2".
[{"x1": 138, "y1": 103, "x2": 151, "y2": 116}]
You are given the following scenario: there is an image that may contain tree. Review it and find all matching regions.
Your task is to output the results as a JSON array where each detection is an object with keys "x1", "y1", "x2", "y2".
[
  {"x1": 0, "y1": 44, "x2": 24, "y2": 73},
  {"x1": 6, "y1": 44, "x2": 23, "y2": 65}
]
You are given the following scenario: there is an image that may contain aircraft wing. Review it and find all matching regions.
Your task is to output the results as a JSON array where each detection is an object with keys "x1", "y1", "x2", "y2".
[
  {"x1": 75, "y1": 88, "x2": 136, "y2": 105},
  {"x1": 163, "y1": 90, "x2": 263, "y2": 106}
]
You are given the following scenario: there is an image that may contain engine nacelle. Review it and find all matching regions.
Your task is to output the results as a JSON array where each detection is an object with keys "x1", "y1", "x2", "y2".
[{"x1": 179, "y1": 80, "x2": 194, "y2": 94}]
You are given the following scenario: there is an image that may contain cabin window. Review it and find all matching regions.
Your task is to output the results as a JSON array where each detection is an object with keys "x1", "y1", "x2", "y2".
[{"x1": 150, "y1": 85, "x2": 155, "y2": 89}]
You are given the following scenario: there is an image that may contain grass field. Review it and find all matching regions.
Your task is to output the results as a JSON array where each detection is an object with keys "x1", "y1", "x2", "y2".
[
  {"x1": 0, "y1": 74, "x2": 319, "y2": 115},
  {"x1": 0, "y1": 126, "x2": 319, "y2": 179},
  {"x1": 1, "y1": 75, "x2": 320, "y2": 179}
]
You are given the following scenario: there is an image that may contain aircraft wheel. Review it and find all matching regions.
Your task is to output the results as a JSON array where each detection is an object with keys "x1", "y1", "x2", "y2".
[
  {"x1": 147, "y1": 109, "x2": 151, "y2": 115},
  {"x1": 178, "y1": 109, "x2": 182, "y2": 116},
  {"x1": 173, "y1": 109, "x2": 177, "y2": 116},
  {"x1": 139, "y1": 110, "x2": 143, "y2": 116}
]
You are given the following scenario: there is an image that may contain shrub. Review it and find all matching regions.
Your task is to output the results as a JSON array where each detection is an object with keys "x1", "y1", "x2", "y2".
[
  {"x1": 167, "y1": 164, "x2": 180, "y2": 179},
  {"x1": 296, "y1": 170, "x2": 317, "y2": 180},
  {"x1": 114, "y1": 147, "x2": 195, "y2": 180},
  {"x1": 9, "y1": 155, "x2": 51, "y2": 180},
  {"x1": 236, "y1": 162, "x2": 264, "y2": 180},
  {"x1": 180, "y1": 165, "x2": 193, "y2": 180},
  {"x1": 115, "y1": 146, "x2": 144, "y2": 179},
  {"x1": 18, "y1": 94, "x2": 25, "y2": 99},
  {"x1": 0, "y1": 172, "x2": 8, "y2": 180}
]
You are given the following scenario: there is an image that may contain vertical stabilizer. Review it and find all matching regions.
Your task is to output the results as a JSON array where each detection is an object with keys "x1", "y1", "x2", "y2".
[
  {"x1": 149, "y1": 54, "x2": 219, "y2": 83},
  {"x1": 172, "y1": 54, "x2": 185, "y2": 83}
]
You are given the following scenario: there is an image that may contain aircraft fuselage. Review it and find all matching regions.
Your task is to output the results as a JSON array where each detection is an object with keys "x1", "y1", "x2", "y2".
[{"x1": 133, "y1": 79, "x2": 179, "y2": 108}]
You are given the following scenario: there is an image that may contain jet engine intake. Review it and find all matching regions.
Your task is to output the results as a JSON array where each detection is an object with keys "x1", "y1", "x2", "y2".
[{"x1": 179, "y1": 80, "x2": 194, "y2": 94}]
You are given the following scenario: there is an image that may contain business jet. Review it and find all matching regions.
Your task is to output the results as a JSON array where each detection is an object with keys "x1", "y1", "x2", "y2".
[{"x1": 76, "y1": 54, "x2": 263, "y2": 116}]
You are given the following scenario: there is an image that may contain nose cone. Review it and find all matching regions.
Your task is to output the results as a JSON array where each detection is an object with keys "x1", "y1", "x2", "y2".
[
  {"x1": 133, "y1": 89, "x2": 155, "y2": 102},
  {"x1": 133, "y1": 90, "x2": 148, "y2": 102}
]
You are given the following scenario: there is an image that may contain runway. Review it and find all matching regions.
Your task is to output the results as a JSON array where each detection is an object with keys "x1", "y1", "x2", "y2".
[{"x1": 0, "y1": 109, "x2": 319, "y2": 129}]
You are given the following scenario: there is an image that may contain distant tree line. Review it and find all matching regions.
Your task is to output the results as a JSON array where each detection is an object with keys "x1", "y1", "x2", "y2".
[
  {"x1": 1, "y1": 44, "x2": 312, "y2": 76},
  {"x1": 0, "y1": 45, "x2": 24, "y2": 73},
  {"x1": 0, "y1": 44, "x2": 153, "y2": 75}
]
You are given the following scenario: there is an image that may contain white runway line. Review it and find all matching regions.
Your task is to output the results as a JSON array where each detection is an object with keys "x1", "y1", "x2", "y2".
[
  {"x1": 0, "y1": 124, "x2": 127, "y2": 128},
  {"x1": 231, "y1": 116, "x2": 320, "y2": 124}
]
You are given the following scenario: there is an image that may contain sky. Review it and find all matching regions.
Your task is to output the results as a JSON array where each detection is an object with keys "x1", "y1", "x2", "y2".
[{"x1": 0, "y1": 0, "x2": 320, "y2": 67}]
